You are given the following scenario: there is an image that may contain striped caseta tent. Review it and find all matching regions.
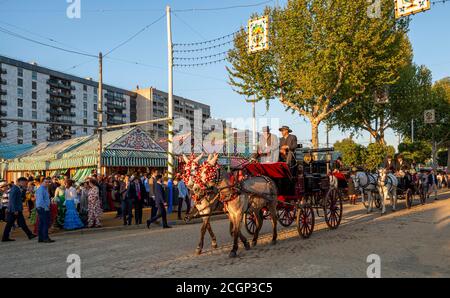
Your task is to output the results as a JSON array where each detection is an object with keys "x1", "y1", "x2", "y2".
[{"x1": 5, "y1": 127, "x2": 168, "y2": 177}]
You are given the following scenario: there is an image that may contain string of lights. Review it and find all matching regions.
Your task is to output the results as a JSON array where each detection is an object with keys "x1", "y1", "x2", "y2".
[
  {"x1": 173, "y1": 31, "x2": 240, "y2": 47},
  {"x1": 174, "y1": 57, "x2": 228, "y2": 68},
  {"x1": 173, "y1": 40, "x2": 235, "y2": 53},
  {"x1": 173, "y1": 51, "x2": 228, "y2": 61}
]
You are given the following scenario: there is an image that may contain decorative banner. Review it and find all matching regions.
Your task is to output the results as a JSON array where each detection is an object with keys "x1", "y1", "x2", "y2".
[
  {"x1": 248, "y1": 16, "x2": 269, "y2": 53},
  {"x1": 395, "y1": 0, "x2": 431, "y2": 18},
  {"x1": 424, "y1": 109, "x2": 435, "y2": 124}
]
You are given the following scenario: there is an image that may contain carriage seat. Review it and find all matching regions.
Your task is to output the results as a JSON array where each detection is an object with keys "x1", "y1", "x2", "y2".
[{"x1": 244, "y1": 162, "x2": 292, "y2": 179}]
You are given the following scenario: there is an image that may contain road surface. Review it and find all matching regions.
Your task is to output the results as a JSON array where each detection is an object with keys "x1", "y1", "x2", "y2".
[{"x1": 0, "y1": 190, "x2": 449, "y2": 278}]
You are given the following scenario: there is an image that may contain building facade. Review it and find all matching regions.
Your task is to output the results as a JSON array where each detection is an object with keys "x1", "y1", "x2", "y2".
[
  {"x1": 135, "y1": 87, "x2": 211, "y2": 140},
  {"x1": 0, "y1": 55, "x2": 136, "y2": 145}
]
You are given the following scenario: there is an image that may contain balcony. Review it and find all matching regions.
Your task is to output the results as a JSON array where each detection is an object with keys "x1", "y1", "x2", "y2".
[
  {"x1": 0, "y1": 89, "x2": 6, "y2": 96},
  {"x1": 46, "y1": 109, "x2": 75, "y2": 117},
  {"x1": 0, "y1": 79, "x2": 6, "y2": 85},
  {"x1": 46, "y1": 99, "x2": 76, "y2": 108},
  {"x1": 47, "y1": 89, "x2": 75, "y2": 99},
  {"x1": 0, "y1": 68, "x2": 6, "y2": 74},
  {"x1": 106, "y1": 101, "x2": 125, "y2": 110},
  {"x1": 0, "y1": 100, "x2": 6, "y2": 106},
  {"x1": 105, "y1": 93, "x2": 125, "y2": 102},
  {"x1": 0, "y1": 111, "x2": 6, "y2": 117},
  {"x1": 47, "y1": 79, "x2": 75, "y2": 91},
  {"x1": 107, "y1": 118, "x2": 123, "y2": 125},
  {"x1": 46, "y1": 118, "x2": 74, "y2": 124}
]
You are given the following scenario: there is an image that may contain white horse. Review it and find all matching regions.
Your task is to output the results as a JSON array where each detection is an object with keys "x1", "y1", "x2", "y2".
[
  {"x1": 351, "y1": 171, "x2": 380, "y2": 213},
  {"x1": 377, "y1": 168, "x2": 398, "y2": 214}
]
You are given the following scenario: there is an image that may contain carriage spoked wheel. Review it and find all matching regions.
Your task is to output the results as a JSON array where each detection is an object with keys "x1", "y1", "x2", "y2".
[
  {"x1": 277, "y1": 203, "x2": 297, "y2": 227},
  {"x1": 244, "y1": 211, "x2": 257, "y2": 235},
  {"x1": 296, "y1": 205, "x2": 314, "y2": 238},
  {"x1": 405, "y1": 189, "x2": 413, "y2": 209},
  {"x1": 324, "y1": 188, "x2": 343, "y2": 229}
]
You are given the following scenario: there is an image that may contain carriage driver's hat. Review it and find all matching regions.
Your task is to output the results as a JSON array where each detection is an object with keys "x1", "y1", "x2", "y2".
[{"x1": 279, "y1": 126, "x2": 292, "y2": 133}]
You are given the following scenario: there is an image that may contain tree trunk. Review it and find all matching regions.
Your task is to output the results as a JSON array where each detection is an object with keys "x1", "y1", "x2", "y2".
[
  {"x1": 311, "y1": 121, "x2": 319, "y2": 149},
  {"x1": 447, "y1": 145, "x2": 450, "y2": 174}
]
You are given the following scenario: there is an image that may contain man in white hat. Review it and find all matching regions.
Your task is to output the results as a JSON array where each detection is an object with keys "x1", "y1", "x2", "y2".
[{"x1": 257, "y1": 126, "x2": 279, "y2": 163}]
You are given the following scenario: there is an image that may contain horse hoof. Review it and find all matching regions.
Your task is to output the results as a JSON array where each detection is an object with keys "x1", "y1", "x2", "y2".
[
  {"x1": 244, "y1": 242, "x2": 251, "y2": 250},
  {"x1": 229, "y1": 251, "x2": 237, "y2": 258},
  {"x1": 271, "y1": 240, "x2": 277, "y2": 245},
  {"x1": 195, "y1": 248, "x2": 202, "y2": 255}
]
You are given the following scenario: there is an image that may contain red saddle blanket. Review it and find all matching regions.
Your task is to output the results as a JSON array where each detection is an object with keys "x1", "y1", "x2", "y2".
[{"x1": 245, "y1": 162, "x2": 291, "y2": 179}]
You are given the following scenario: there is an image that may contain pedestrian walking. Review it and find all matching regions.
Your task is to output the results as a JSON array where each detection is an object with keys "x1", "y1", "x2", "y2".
[
  {"x1": 87, "y1": 178, "x2": 102, "y2": 228},
  {"x1": 176, "y1": 174, "x2": 190, "y2": 220},
  {"x1": 0, "y1": 181, "x2": 8, "y2": 222},
  {"x1": 146, "y1": 175, "x2": 171, "y2": 229},
  {"x1": 35, "y1": 177, "x2": 54, "y2": 243},
  {"x1": 427, "y1": 169, "x2": 438, "y2": 200},
  {"x1": 1, "y1": 177, "x2": 36, "y2": 242},
  {"x1": 122, "y1": 177, "x2": 133, "y2": 226}
]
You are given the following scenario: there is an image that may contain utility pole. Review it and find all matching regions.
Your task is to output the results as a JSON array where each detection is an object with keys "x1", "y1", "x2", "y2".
[
  {"x1": 411, "y1": 119, "x2": 414, "y2": 143},
  {"x1": 97, "y1": 52, "x2": 103, "y2": 176},
  {"x1": 246, "y1": 98, "x2": 258, "y2": 153},
  {"x1": 166, "y1": 5, "x2": 174, "y2": 213},
  {"x1": 326, "y1": 123, "x2": 329, "y2": 148}
]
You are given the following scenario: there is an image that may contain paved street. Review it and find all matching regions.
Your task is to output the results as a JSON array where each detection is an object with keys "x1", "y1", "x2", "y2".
[{"x1": 0, "y1": 190, "x2": 449, "y2": 278}]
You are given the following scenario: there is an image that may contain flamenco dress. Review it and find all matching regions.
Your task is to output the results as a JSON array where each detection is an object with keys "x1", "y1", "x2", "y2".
[{"x1": 63, "y1": 199, "x2": 84, "y2": 230}]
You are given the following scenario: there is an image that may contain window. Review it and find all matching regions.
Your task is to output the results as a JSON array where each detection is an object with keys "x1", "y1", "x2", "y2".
[
  {"x1": 32, "y1": 111, "x2": 37, "y2": 119},
  {"x1": 83, "y1": 85, "x2": 87, "y2": 91},
  {"x1": 17, "y1": 78, "x2": 23, "y2": 87},
  {"x1": 32, "y1": 122, "x2": 37, "y2": 129},
  {"x1": 17, "y1": 129, "x2": 23, "y2": 138},
  {"x1": 18, "y1": 139, "x2": 23, "y2": 144},
  {"x1": 94, "y1": 95, "x2": 98, "y2": 102},
  {"x1": 18, "y1": 121, "x2": 23, "y2": 126},
  {"x1": 83, "y1": 102, "x2": 87, "y2": 109},
  {"x1": 17, "y1": 98, "x2": 23, "y2": 107},
  {"x1": 32, "y1": 91, "x2": 37, "y2": 100},
  {"x1": 83, "y1": 93, "x2": 87, "y2": 101},
  {"x1": 32, "y1": 81, "x2": 37, "y2": 90},
  {"x1": 93, "y1": 104, "x2": 97, "y2": 111},
  {"x1": 17, "y1": 68, "x2": 23, "y2": 77},
  {"x1": 17, "y1": 88, "x2": 23, "y2": 97},
  {"x1": 83, "y1": 128, "x2": 87, "y2": 133},
  {"x1": 83, "y1": 119, "x2": 87, "y2": 125},
  {"x1": 83, "y1": 111, "x2": 87, "y2": 117},
  {"x1": 94, "y1": 120, "x2": 98, "y2": 126},
  {"x1": 32, "y1": 71, "x2": 37, "y2": 80},
  {"x1": 32, "y1": 141, "x2": 37, "y2": 146},
  {"x1": 32, "y1": 101, "x2": 37, "y2": 109},
  {"x1": 17, "y1": 109, "x2": 23, "y2": 117},
  {"x1": 32, "y1": 131, "x2": 37, "y2": 139}
]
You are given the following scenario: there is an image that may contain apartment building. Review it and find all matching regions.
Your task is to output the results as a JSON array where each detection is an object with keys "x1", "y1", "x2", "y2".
[
  {"x1": 135, "y1": 87, "x2": 211, "y2": 140},
  {"x1": 0, "y1": 55, "x2": 136, "y2": 145}
]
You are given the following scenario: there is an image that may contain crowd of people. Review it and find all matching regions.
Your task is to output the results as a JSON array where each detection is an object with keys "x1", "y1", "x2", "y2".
[{"x1": 0, "y1": 169, "x2": 193, "y2": 243}]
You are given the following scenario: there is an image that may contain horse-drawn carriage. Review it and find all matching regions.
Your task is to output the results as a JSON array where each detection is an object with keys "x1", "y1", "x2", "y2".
[{"x1": 242, "y1": 147, "x2": 343, "y2": 238}]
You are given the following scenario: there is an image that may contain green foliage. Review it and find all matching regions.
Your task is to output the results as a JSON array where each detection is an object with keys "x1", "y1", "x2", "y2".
[
  {"x1": 362, "y1": 143, "x2": 395, "y2": 172},
  {"x1": 437, "y1": 149, "x2": 448, "y2": 167},
  {"x1": 227, "y1": 0, "x2": 411, "y2": 148},
  {"x1": 333, "y1": 138, "x2": 364, "y2": 167},
  {"x1": 398, "y1": 141, "x2": 432, "y2": 164}
]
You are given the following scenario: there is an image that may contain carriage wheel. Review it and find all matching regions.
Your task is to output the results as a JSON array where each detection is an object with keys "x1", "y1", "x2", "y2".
[
  {"x1": 296, "y1": 205, "x2": 314, "y2": 238},
  {"x1": 324, "y1": 189, "x2": 343, "y2": 230},
  {"x1": 277, "y1": 204, "x2": 296, "y2": 227},
  {"x1": 244, "y1": 211, "x2": 257, "y2": 235},
  {"x1": 405, "y1": 189, "x2": 413, "y2": 209}
]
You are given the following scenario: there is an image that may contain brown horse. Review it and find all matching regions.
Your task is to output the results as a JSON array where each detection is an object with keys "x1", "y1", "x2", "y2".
[{"x1": 182, "y1": 154, "x2": 279, "y2": 257}]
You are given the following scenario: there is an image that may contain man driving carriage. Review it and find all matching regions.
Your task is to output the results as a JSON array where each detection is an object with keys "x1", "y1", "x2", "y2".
[{"x1": 278, "y1": 126, "x2": 298, "y2": 167}]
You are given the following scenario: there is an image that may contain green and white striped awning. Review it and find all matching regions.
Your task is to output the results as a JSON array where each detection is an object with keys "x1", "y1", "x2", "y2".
[{"x1": 102, "y1": 150, "x2": 167, "y2": 168}]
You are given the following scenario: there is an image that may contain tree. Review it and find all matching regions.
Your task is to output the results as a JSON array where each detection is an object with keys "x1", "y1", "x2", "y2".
[
  {"x1": 329, "y1": 63, "x2": 430, "y2": 145},
  {"x1": 227, "y1": 0, "x2": 410, "y2": 149},
  {"x1": 362, "y1": 143, "x2": 395, "y2": 172},
  {"x1": 398, "y1": 141, "x2": 432, "y2": 164},
  {"x1": 394, "y1": 77, "x2": 450, "y2": 169},
  {"x1": 333, "y1": 138, "x2": 364, "y2": 167}
]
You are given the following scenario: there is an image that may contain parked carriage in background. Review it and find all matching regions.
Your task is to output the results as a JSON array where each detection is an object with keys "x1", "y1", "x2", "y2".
[{"x1": 243, "y1": 147, "x2": 343, "y2": 238}]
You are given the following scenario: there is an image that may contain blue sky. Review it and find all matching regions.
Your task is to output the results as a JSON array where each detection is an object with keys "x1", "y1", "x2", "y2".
[{"x1": 0, "y1": 0, "x2": 449, "y2": 149}]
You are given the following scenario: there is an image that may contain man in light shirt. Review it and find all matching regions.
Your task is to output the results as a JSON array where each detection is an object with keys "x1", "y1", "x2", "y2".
[
  {"x1": 35, "y1": 177, "x2": 54, "y2": 243},
  {"x1": 257, "y1": 126, "x2": 279, "y2": 163}
]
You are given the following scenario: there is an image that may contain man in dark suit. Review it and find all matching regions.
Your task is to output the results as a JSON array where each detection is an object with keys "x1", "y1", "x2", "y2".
[
  {"x1": 149, "y1": 169, "x2": 159, "y2": 219},
  {"x1": 279, "y1": 126, "x2": 298, "y2": 168},
  {"x1": 427, "y1": 169, "x2": 438, "y2": 200},
  {"x1": 146, "y1": 175, "x2": 171, "y2": 229},
  {"x1": 2, "y1": 177, "x2": 36, "y2": 242},
  {"x1": 383, "y1": 155, "x2": 395, "y2": 172}
]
